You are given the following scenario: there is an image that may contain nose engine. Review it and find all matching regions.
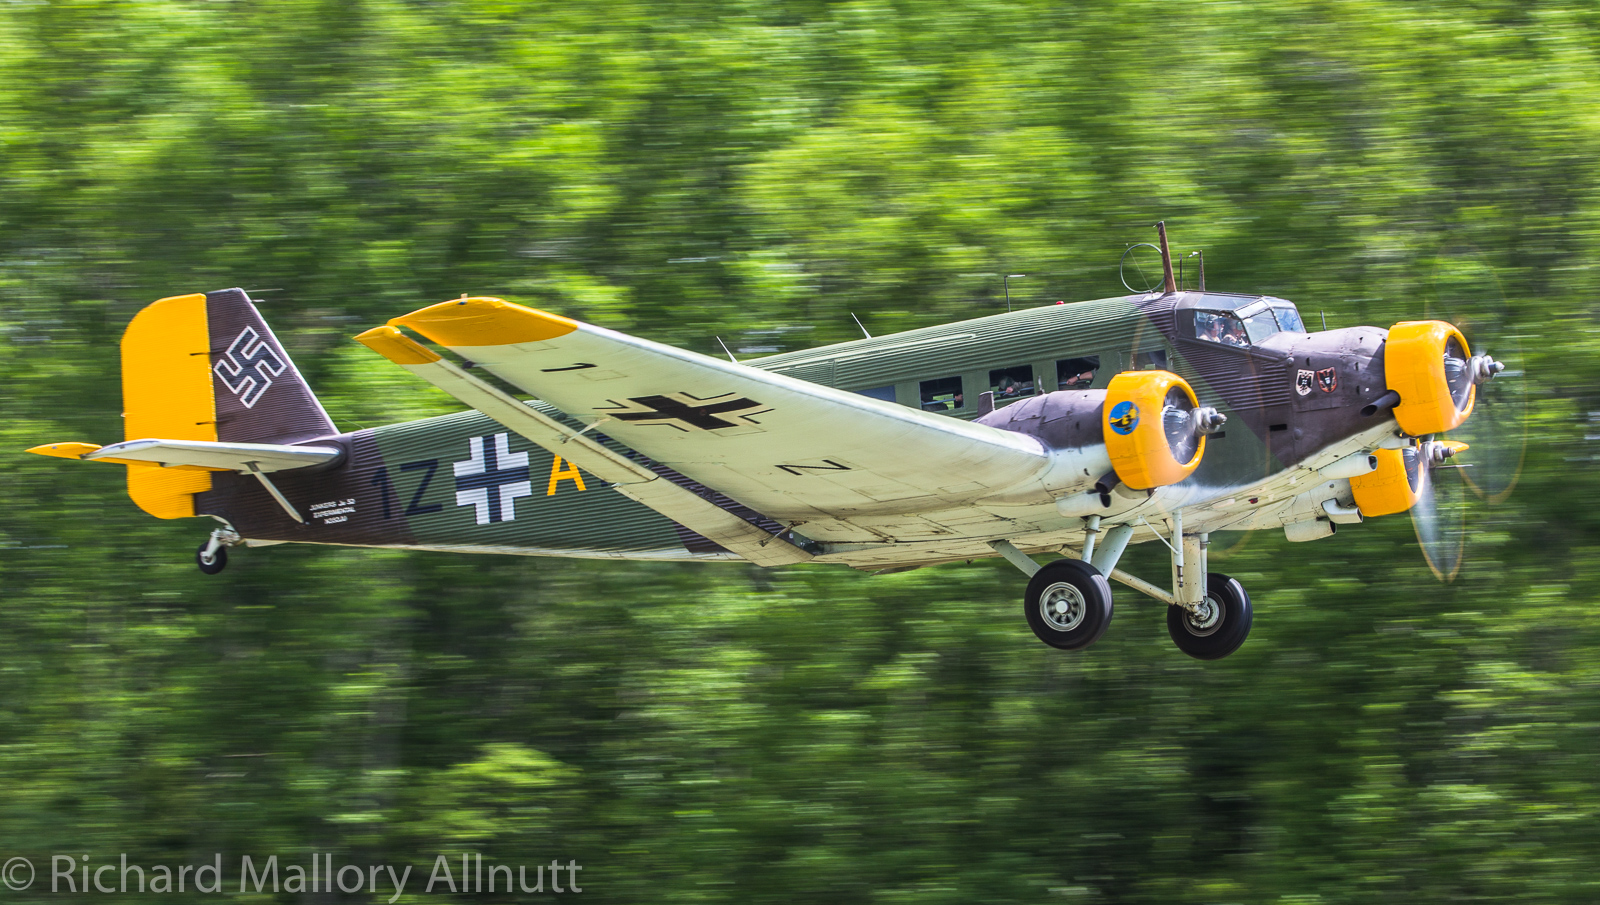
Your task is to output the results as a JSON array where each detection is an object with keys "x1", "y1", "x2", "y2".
[{"x1": 1384, "y1": 320, "x2": 1503, "y2": 436}]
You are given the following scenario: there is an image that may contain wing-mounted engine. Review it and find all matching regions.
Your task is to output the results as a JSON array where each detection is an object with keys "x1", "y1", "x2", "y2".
[
  {"x1": 1102, "y1": 371, "x2": 1225, "y2": 490},
  {"x1": 975, "y1": 371, "x2": 1225, "y2": 511}
]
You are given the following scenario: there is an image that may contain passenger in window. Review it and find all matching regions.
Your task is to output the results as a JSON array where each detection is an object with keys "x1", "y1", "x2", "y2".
[
  {"x1": 1058, "y1": 356, "x2": 1099, "y2": 389},
  {"x1": 920, "y1": 376, "x2": 963, "y2": 412},
  {"x1": 998, "y1": 375, "x2": 1024, "y2": 398}
]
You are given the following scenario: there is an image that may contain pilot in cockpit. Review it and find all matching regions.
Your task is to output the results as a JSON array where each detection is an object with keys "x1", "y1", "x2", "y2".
[{"x1": 1200, "y1": 313, "x2": 1247, "y2": 347}]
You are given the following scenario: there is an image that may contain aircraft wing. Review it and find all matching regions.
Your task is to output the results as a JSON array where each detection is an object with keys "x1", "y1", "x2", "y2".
[{"x1": 381, "y1": 298, "x2": 1052, "y2": 528}]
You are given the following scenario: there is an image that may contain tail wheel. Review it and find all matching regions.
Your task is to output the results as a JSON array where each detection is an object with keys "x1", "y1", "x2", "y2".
[
  {"x1": 1023, "y1": 559, "x2": 1114, "y2": 650},
  {"x1": 196, "y1": 542, "x2": 228, "y2": 575},
  {"x1": 1167, "y1": 572, "x2": 1252, "y2": 660}
]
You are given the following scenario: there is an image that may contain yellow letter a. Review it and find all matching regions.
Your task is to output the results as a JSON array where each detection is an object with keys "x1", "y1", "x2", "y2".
[{"x1": 547, "y1": 456, "x2": 587, "y2": 496}]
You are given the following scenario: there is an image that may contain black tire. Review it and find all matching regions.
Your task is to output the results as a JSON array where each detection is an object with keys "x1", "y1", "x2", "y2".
[
  {"x1": 196, "y1": 542, "x2": 228, "y2": 575},
  {"x1": 1167, "y1": 572, "x2": 1252, "y2": 660},
  {"x1": 1023, "y1": 559, "x2": 1114, "y2": 650}
]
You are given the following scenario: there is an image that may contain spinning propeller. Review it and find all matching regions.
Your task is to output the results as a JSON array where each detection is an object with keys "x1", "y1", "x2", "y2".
[{"x1": 1409, "y1": 250, "x2": 1528, "y2": 581}]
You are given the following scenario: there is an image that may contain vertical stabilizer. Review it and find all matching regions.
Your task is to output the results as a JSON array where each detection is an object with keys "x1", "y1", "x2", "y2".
[{"x1": 120, "y1": 288, "x2": 335, "y2": 518}]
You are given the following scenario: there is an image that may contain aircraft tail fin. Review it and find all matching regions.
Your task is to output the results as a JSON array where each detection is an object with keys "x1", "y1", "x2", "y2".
[{"x1": 114, "y1": 289, "x2": 336, "y2": 518}]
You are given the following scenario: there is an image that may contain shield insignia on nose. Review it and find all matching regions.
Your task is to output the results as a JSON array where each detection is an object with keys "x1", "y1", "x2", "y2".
[
  {"x1": 1316, "y1": 367, "x2": 1338, "y2": 393},
  {"x1": 1295, "y1": 369, "x2": 1315, "y2": 396}
]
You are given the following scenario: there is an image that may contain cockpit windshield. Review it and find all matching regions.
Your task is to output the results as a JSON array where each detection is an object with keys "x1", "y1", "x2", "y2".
[
  {"x1": 1271, "y1": 303, "x2": 1305, "y2": 332},
  {"x1": 1237, "y1": 302, "x2": 1282, "y2": 344},
  {"x1": 1194, "y1": 297, "x2": 1307, "y2": 346}
]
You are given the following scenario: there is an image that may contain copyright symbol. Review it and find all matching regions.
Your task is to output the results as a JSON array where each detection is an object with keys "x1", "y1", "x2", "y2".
[{"x1": 3, "y1": 857, "x2": 33, "y2": 890}]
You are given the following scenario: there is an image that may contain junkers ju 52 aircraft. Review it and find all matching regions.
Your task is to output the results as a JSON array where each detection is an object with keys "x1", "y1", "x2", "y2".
[{"x1": 30, "y1": 225, "x2": 1513, "y2": 660}]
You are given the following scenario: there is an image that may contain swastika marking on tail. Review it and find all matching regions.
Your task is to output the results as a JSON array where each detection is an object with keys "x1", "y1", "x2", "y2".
[
  {"x1": 453, "y1": 433, "x2": 532, "y2": 525},
  {"x1": 213, "y1": 326, "x2": 287, "y2": 408}
]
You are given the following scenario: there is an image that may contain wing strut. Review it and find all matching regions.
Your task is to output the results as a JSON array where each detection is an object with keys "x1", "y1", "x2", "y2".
[{"x1": 246, "y1": 462, "x2": 307, "y2": 524}]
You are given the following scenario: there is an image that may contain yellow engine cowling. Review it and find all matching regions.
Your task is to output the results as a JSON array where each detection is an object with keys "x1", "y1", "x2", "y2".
[
  {"x1": 1350, "y1": 447, "x2": 1422, "y2": 517},
  {"x1": 1385, "y1": 320, "x2": 1475, "y2": 436},
  {"x1": 1103, "y1": 371, "x2": 1206, "y2": 490}
]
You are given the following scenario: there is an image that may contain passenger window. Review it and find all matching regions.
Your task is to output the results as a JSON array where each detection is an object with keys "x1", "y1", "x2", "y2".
[
  {"x1": 919, "y1": 376, "x2": 964, "y2": 412},
  {"x1": 1056, "y1": 356, "x2": 1100, "y2": 389},
  {"x1": 856, "y1": 385, "x2": 896, "y2": 403},
  {"x1": 1134, "y1": 349, "x2": 1168, "y2": 371},
  {"x1": 989, "y1": 365, "x2": 1035, "y2": 402},
  {"x1": 1195, "y1": 310, "x2": 1248, "y2": 347}
]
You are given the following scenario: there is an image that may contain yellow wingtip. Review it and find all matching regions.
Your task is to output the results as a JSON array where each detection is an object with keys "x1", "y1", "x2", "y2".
[
  {"x1": 355, "y1": 325, "x2": 443, "y2": 365},
  {"x1": 389, "y1": 296, "x2": 579, "y2": 348},
  {"x1": 27, "y1": 442, "x2": 103, "y2": 460}
]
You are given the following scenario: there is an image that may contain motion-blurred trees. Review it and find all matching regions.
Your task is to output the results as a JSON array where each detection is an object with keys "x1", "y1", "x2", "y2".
[{"x1": 3, "y1": 1, "x2": 1600, "y2": 902}]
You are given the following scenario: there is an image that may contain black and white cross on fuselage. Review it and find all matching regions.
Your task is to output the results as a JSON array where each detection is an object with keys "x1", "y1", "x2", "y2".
[
  {"x1": 601, "y1": 392, "x2": 770, "y2": 432},
  {"x1": 453, "y1": 433, "x2": 532, "y2": 524}
]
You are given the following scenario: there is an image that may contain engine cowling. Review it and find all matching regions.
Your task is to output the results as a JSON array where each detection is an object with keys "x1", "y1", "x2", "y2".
[
  {"x1": 974, "y1": 372, "x2": 1221, "y2": 503},
  {"x1": 1349, "y1": 447, "x2": 1421, "y2": 517},
  {"x1": 1349, "y1": 439, "x2": 1464, "y2": 518},
  {"x1": 1385, "y1": 320, "x2": 1476, "y2": 436},
  {"x1": 1103, "y1": 371, "x2": 1218, "y2": 490}
]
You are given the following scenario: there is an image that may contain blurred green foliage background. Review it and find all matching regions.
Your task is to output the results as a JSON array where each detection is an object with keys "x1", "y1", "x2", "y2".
[{"x1": 2, "y1": 1, "x2": 1598, "y2": 902}]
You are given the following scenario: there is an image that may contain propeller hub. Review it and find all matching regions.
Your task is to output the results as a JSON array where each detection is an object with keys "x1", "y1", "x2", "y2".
[
  {"x1": 1193, "y1": 407, "x2": 1227, "y2": 435},
  {"x1": 1470, "y1": 354, "x2": 1505, "y2": 384}
]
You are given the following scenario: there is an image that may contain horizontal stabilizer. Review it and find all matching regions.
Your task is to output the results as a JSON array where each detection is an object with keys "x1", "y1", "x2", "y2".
[{"x1": 84, "y1": 439, "x2": 341, "y2": 473}]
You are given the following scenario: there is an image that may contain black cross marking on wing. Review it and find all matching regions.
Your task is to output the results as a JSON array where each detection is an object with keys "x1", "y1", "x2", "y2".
[
  {"x1": 777, "y1": 459, "x2": 851, "y2": 476},
  {"x1": 604, "y1": 393, "x2": 769, "y2": 431}
]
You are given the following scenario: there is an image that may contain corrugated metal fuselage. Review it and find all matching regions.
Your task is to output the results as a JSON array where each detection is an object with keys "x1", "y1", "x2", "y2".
[{"x1": 199, "y1": 291, "x2": 1393, "y2": 569}]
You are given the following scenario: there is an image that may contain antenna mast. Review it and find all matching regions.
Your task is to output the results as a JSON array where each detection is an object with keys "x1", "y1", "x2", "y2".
[{"x1": 1155, "y1": 221, "x2": 1177, "y2": 296}]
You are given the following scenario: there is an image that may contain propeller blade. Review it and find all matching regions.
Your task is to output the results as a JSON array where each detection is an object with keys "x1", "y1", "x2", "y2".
[
  {"x1": 1456, "y1": 342, "x2": 1527, "y2": 504},
  {"x1": 1410, "y1": 441, "x2": 1469, "y2": 583},
  {"x1": 1429, "y1": 246, "x2": 1528, "y2": 504}
]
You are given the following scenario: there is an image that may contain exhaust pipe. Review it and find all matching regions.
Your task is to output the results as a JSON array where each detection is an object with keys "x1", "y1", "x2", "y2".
[
  {"x1": 1320, "y1": 452, "x2": 1380, "y2": 480},
  {"x1": 1361, "y1": 389, "x2": 1401, "y2": 418}
]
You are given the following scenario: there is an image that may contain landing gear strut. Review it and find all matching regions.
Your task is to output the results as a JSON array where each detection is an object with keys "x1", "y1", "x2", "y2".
[
  {"x1": 196, "y1": 527, "x2": 240, "y2": 575},
  {"x1": 1167, "y1": 573, "x2": 1253, "y2": 660},
  {"x1": 993, "y1": 515, "x2": 1255, "y2": 659}
]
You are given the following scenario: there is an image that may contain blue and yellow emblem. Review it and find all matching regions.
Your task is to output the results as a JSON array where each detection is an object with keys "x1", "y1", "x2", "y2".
[{"x1": 1108, "y1": 400, "x2": 1140, "y2": 435}]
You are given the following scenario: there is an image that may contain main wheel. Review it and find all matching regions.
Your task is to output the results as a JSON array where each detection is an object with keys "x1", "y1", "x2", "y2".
[
  {"x1": 1024, "y1": 559, "x2": 1114, "y2": 650},
  {"x1": 196, "y1": 542, "x2": 228, "y2": 575},
  {"x1": 1167, "y1": 572, "x2": 1252, "y2": 660}
]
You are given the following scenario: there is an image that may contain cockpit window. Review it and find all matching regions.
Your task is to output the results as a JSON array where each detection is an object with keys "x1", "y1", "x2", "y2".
[
  {"x1": 1193, "y1": 296, "x2": 1307, "y2": 345},
  {"x1": 1239, "y1": 304, "x2": 1281, "y2": 344},
  {"x1": 1272, "y1": 304, "x2": 1306, "y2": 333},
  {"x1": 1195, "y1": 310, "x2": 1248, "y2": 346}
]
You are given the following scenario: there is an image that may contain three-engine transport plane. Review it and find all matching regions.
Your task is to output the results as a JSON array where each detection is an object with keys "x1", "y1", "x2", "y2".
[{"x1": 29, "y1": 226, "x2": 1509, "y2": 659}]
